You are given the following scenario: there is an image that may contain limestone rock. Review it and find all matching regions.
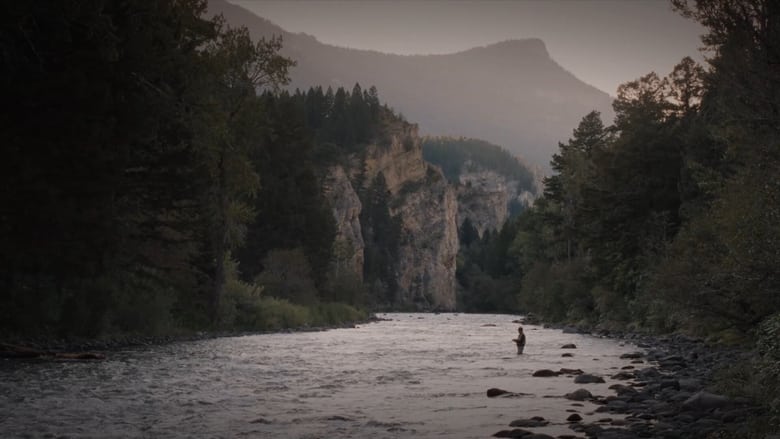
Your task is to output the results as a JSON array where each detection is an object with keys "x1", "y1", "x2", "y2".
[
  {"x1": 362, "y1": 124, "x2": 458, "y2": 310},
  {"x1": 323, "y1": 166, "x2": 365, "y2": 279},
  {"x1": 455, "y1": 165, "x2": 535, "y2": 237}
]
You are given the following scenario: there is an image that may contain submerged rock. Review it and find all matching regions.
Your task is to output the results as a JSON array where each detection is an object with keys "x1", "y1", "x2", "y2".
[
  {"x1": 487, "y1": 388, "x2": 510, "y2": 397},
  {"x1": 492, "y1": 428, "x2": 532, "y2": 437},
  {"x1": 574, "y1": 374, "x2": 605, "y2": 384},
  {"x1": 619, "y1": 352, "x2": 642, "y2": 359},
  {"x1": 509, "y1": 417, "x2": 549, "y2": 428},
  {"x1": 565, "y1": 389, "x2": 593, "y2": 401}
]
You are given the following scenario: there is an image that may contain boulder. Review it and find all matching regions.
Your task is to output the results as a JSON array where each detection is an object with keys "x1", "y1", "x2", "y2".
[
  {"x1": 619, "y1": 352, "x2": 643, "y2": 359},
  {"x1": 532, "y1": 369, "x2": 560, "y2": 377},
  {"x1": 493, "y1": 428, "x2": 532, "y2": 438},
  {"x1": 559, "y1": 368, "x2": 584, "y2": 375},
  {"x1": 487, "y1": 388, "x2": 510, "y2": 397},
  {"x1": 678, "y1": 378, "x2": 701, "y2": 391},
  {"x1": 574, "y1": 374, "x2": 605, "y2": 384},
  {"x1": 509, "y1": 417, "x2": 548, "y2": 428},
  {"x1": 565, "y1": 389, "x2": 593, "y2": 401},
  {"x1": 566, "y1": 413, "x2": 583, "y2": 422},
  {"x1": 610, "y1": 371, "x2": 634, "y2": 380},
  {"x1": 682, "y1": 391, "x2": 731, "y2": 410},
  {"x1": 635, "y1": 367, "x2": 661, "y2": 380},
  {"x1": 561, "y1": 343, "x2": 577, "y2": 349}
]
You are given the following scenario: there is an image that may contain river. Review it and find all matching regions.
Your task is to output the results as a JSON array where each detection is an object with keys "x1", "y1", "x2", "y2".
[{"x1": 0, "y1": 313, "x2": 646, "y2": 438}]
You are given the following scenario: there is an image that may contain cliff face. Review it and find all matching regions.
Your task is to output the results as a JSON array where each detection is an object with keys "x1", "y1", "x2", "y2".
[
  {"x1": 392, "y1": 174, "x2": 458, "y2": 310},
  {"x1": 457, "y1": 170, "x2": 510, "y2": 237},
  {"x1": 363, "y1": 125, "x2": 427, "y2": 193},
  {"x1": 361, "y1": 124, "x2": 458, "y2": 310},
  {"x1": 322, "y1": 166, "x2": 364, "y2": 279},
  {"x1": 457, "y1": 166, "x2": 535, "y2": 236}
]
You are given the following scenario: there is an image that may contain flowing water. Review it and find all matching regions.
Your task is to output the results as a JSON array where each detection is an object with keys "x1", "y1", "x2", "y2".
[{"x1": 0, "y1": 313, "x2": 646, "y2": 438}]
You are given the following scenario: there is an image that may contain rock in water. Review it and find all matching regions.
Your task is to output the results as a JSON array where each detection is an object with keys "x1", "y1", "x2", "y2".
[
  {"x1": 487, "y1": 388, "x2": 510, "y2": 397},
  {"x1": 565, "y1": 389, "x2": 593, "y2": 401},
  {"x1": 493, "y1": 428, "x2": 532, "y2": 437},
  {"x1": 509, "y1": 417, "x2": 549, "y2": 427},
  {"x1": 574, "y1": 374, "x2": 605, "y2": 384}
]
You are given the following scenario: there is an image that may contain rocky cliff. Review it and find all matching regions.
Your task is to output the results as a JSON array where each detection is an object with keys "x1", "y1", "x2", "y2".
[
  {"x1": 362, "y1": 124, "x2": 458, "y2": 310},
  {"x1": 457, "y1": 166, "x2": 536, "y2": 236},
  {"x1": 392, "y1": 174, "x2": 458, "y2": 310},
  {"x1": 322, "y1": 166, "x2": 364, "y2": 280}
]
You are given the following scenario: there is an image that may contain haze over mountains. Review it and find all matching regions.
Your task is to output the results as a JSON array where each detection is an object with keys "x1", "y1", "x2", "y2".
[{"x1": 210, "y1": 0, "x2": 615, "y2": 169}]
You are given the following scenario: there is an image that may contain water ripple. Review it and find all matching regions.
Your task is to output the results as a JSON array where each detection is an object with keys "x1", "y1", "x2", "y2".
[{"x1": 0, "y1": 313, "x2": 642, "y2": 438}]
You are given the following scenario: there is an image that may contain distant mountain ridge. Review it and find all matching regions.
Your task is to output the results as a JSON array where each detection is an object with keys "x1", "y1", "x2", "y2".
[{"x1": 209, "y1": 0, "x2": 614, "y2": 169}]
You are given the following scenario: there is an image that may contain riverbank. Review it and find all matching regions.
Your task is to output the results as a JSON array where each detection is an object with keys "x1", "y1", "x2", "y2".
[
  {"x1": 1, "y1": 312, "x2": 772, "y2": 438},
  {"x1": 491, "y1": 317, "x2": 771, "y2": 439},
  {"x1": 0, "y1": 314, "x2": 388, "y2": 358}
]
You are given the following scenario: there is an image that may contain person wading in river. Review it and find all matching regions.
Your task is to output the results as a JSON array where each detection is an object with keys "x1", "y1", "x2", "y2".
[{"x1": 513, "y1": 327, "x2": 526, "y2": 355}]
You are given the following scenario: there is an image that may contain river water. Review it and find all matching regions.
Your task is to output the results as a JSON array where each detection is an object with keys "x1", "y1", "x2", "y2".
[{"x1": 0, "y1": 313, "x2": 646, "y2": 438}]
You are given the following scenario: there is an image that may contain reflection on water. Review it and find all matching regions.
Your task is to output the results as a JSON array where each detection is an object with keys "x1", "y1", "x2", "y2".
[{"x1": 0, "y1": 313, "x2": 644, "y2": 438}]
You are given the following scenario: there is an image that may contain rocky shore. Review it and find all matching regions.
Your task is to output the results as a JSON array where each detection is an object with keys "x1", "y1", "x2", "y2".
[
  {"x1": 489, "y1": 324, "x2": 767, "y2": 439},
  {"x1": 0, "y1": 314, "x2": 387, "y2": 359}
]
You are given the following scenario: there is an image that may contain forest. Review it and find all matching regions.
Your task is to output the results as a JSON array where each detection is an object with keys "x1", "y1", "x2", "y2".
[
  {"x1": 503, "y1": 1, "x2": 779, "y2": 342},
  {"x1": 1, "y1": 0, "x2": 778, "y2": 431},
  {"x1": 465, "y1": 1, "x2": 779, "y2": 429},
  {"x1": 422, "y1": 136, "x2": 535, "y2": 190},
  {"x1": 0, "y1": 0, "x2": 408, "y2": 336}
]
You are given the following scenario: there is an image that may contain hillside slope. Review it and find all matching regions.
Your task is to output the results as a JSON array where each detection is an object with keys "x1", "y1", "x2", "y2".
[{"x1": 208, "y1": 0, "x2": 614, "y2": 169}]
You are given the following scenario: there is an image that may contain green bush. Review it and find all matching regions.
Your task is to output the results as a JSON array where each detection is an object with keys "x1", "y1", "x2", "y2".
[
  {"x1": 251, "y1": 298, "x2": 312, "y2": 330},
  {"x1": 757, "y1": 313, "x2": 780, "y2": 430},
  {"x1": 218, "y1": 257, "x2": 366, "y2": 332},
  {"x1": 712, "y1": 313, "x2": 780, "y2": 436},
  {"x1": 311, "y1": 302, "x2": 367, "y2": 326}
]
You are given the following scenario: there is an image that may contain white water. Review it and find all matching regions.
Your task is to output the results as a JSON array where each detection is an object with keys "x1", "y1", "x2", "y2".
[{"x1": 0, "y1": 313, "x2": 646, "y2": 438}]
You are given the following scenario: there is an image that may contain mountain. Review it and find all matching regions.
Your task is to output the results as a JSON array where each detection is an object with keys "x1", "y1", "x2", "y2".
[{"x1": 208, "y1": 0, "x2": 614, "y2": 170}]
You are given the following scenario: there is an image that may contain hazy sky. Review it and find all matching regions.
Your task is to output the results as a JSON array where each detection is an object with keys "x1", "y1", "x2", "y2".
[{"x1": 231, "y1": 0, "x2": 707, "y2": 96}]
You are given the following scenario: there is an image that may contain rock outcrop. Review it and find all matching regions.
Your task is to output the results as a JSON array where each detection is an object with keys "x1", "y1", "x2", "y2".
[
  {"x1": 456, "y1": 166, "x2": 535, "y2": 236},
  {"x1": 362, "y1": 124, "x2": 458, "y2": 310},
  {"x1": 322, "y1": 166, "x2": 364, "y2": 280},
  {"x1": 321, "y1": 123, "x2": 458, "y2": 310}
]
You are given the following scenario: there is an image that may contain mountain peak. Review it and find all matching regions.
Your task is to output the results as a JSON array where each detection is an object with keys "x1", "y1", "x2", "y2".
[
  {"x1": 463, "y1": 38, "x2": 550, "y2": 58},
  {"x1": 210, "y1": 0, "x2": 614, "y2": 169},
  {"x1": 492, "y1": 38, "x2": 548, "y2": 52}
]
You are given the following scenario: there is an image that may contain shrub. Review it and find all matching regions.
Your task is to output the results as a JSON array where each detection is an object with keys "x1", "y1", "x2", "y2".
[{"x1": 712, "y1": 313, "x2": 780, "y2": 436}]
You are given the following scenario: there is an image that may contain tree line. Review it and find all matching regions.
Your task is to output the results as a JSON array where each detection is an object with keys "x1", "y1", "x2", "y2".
[
  {"x1": 0, "y1": 0, "x2": 408, "y2": 336},
  {"x1": 470, "y1": 1, "x2": 778, "y2": 430},
  {"x1": 511, "y1": 0, "x2": 779, "y2": 336},
  {"x1": 422, "y1": 137, "x2": 535, "y2": 191}
]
